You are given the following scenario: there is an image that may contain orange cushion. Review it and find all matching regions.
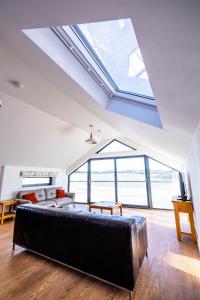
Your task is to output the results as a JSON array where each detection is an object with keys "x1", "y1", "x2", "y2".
[
  {"x1": 22, "y1": 192, "x2": 38, "y2": 204},
  {"x1": 56, "y1": 189, "x2": 65, "y2": 198}
]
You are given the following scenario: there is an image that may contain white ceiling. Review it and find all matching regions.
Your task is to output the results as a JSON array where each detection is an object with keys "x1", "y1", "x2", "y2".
[
  {"x1": 0, "y1": 0, "x2": 200, "y2": 170},
  {"x1": 0, "y1": 91, "x2": 98, "y2": 169}
]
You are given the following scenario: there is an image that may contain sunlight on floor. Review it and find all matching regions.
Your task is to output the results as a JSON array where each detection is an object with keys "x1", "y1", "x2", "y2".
[
  {"x1": 148, "y1": 219, "x2": 175, "y2": 228},
  {"x1": 146, "y1": 211, "x2": 191, "y2": 229},
  {"x1": 164, "y1": 251, "x2": 200, "y2": 278}
]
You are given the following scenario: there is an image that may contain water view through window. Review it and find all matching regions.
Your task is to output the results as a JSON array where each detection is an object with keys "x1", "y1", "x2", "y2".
[
  {"x1": 91, "y1": 159, "x2": 115, "y2": 202},
  {"x1": 149, "y1": 159, "x2": 180, "y2": 209},
  {"x1": 117, "y1": 157, "x2": 147, "y2": 205},
  {"x1": 69, "y1": 156, "x2": 181, "y2": 209},
  {"x1": 70, "y1": 163, "x2": 88, "y2": 203}
]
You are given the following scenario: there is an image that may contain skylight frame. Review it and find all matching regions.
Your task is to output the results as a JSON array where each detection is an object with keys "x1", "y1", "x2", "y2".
[
  {"x1": 72, "y1": 24, "x2": 155, "y2": 101},
  {"x1": 72, "y1": 25, "x2": 120, "y2": 92},
  {"x1": 52, "y1": 26, "x2": 115, "y2": 98},
  {"x1": 52, "y1": 21, "x2": 156, "y2": 107}
]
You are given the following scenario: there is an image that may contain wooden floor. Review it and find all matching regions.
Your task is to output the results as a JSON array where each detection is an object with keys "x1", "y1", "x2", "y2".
[{"x1": 0, "y1": 208, "x2": 200, "y2": 300}]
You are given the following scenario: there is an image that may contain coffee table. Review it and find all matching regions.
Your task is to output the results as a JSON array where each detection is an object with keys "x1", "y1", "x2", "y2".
[{"x1": 89, "y1": 201, "x2": 123, "y2": 216}]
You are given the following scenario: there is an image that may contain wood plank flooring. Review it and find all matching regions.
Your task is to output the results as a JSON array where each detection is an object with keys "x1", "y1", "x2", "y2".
[{"x1": 0, "y1": 207, "x2": 200, "y2": 300}]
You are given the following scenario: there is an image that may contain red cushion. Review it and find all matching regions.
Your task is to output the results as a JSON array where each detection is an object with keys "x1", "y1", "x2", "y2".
[
  {"x1": 56, "y1": 189, "x2": 65, "y2": 198},
  {"x1": 22, "y1": 192, "x2": 38, "y2": 204}
]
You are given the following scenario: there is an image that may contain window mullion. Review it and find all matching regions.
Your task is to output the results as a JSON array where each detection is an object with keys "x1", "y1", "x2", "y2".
[
  {"x1": 114, "y1": 158, "x2": 118, "y2": 203},
  {"x1": 145, "y1": 156, "x2": 152, "y2": 208},
  {"x1": 87, "y1": 160, "x2": 91, "y2": 204}
]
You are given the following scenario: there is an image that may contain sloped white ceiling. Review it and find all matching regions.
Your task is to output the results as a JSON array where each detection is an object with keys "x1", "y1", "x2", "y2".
[
  {"x1": 0, "y1": 0, "x2": 200, "y2": 170},
  {"x1": 0, "y1": 92, "x2": 96, "y2": 169}
]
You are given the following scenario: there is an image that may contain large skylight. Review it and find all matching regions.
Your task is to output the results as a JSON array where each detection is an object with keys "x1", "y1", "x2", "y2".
[{"x1": 73, "y1": 19, "x2": 154, "y2": 99}]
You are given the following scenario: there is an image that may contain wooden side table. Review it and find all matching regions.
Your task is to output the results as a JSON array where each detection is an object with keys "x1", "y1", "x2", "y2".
[
  {"x1": 172, "y1": 200, "x2": 197, "y2": 243},
  {"x1": 0, "y1": 200, "x2": 18, "y2": 225}
]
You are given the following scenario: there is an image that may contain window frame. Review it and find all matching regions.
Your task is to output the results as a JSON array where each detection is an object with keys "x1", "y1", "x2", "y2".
[
  {"x1": 116, "y1": 156, "x2": 148, "y2": 207},
  {"x1": 22, "y1": 177, "x2": 53, "y2": 188},
  {"x1": 68, "y1": 161, "x2": 89, "y2": 203},
  {"x1": 52, "y1": 25, "x2": 156, "y2": 108},
  {"x1": 96, "y1": 139, "x2": 136, "y2": 154},
  {"x1": 68, "y1": 155, "x2": 183, "y2": 209},
  {"x1": 148, "y1": 157, "x2": 182, "y2": 209},
  {"x1": 90, "y1": 158, "x2": 116, "y2": 203},
  {"x1": 72, "y1": 24, "x2": 155, "y2": 101}
]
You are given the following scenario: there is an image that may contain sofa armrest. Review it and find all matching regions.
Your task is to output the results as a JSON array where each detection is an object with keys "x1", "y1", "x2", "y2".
[
  {"x1": 16, "y1": 198, "x2": 32, "y2": 205},
  {"x1": 65, "y1": 192, "x2": 75, "y2": 201}
]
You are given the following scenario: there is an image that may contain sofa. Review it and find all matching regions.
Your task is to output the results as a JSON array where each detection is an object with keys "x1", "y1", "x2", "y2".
[
  {"x1": 17, "y1": 187, "x2": 75, "y2": 207},
  {"x1": 13, "y1": 204, "x2": 148, "y2": 296}
]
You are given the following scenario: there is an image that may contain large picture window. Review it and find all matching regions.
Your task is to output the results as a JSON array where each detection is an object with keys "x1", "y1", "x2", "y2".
[
  {"x1": 69, "y1": 162, "x2": 88, "y2": 203},
  {"x1": 90, "y1": 159, "x2": 115, "y2": 202},
  {"x1": 68, "y1": 155, "x2": 181, "y2": 209},
  {"x1": 149, "y1": 159, "x2": 180, "y2": 209},
  {"x1": 117, "y1": 157, "x2": 148, "y2": 206}
]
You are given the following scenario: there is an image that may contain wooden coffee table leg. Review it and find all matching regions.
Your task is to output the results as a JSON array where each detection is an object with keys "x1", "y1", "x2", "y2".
[
  {"x1": 111, "y1": 209, "x2": 113, "y2": 215},
  {"x1": 89, "y1": 206, "x2": 91, "y2": 212},
  {"x1": 101, "y1": 209, "x2": 103, "y2": 213},
  {"x1": 120, "y1": 205, "x2": 123, "y2": 216}
]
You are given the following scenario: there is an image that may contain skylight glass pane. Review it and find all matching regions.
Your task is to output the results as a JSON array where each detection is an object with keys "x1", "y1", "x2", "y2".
[
  {"x1": 99, "y1": 140, "x2": 133, "y2": 153},
  {"x1": 76, "y1": 18, "x2": 154, "y2": 98}
]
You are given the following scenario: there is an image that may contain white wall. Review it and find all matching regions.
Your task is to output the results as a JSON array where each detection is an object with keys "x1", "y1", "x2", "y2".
[
  {"x1": 186, "y1": 121, "x2": 200, "y2": 248},
  {"x1": 0, "y1": 165, "x2": 68, "y2": 200},
  {"x1": 0, "y1": 92, "x2": 102, "y2": 202},
  {"x1": 0, "y1": 92, "x2": 95, "y2": 170}
]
